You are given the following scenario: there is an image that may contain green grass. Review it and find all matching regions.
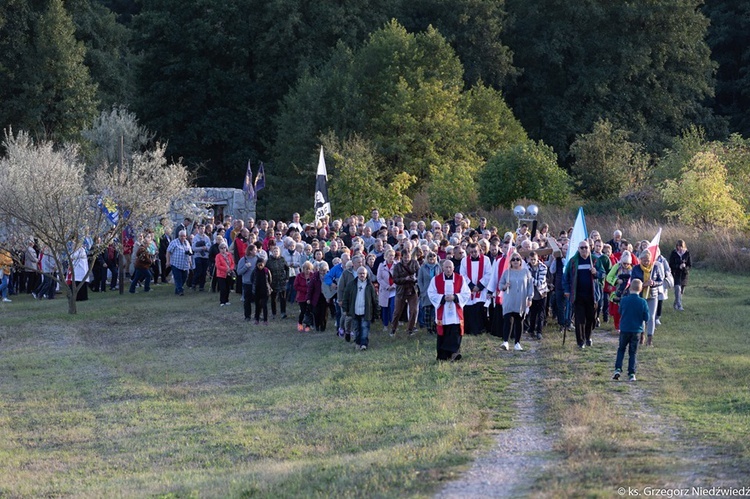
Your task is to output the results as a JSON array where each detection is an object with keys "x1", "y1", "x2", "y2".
[
  {"x1": 1, "y1": 269, "x2": 748, "y2": 497},
  {"x1": 0, "y1": 286, "x2": 513, "y2": 497},
  {"x1": 530, "y1": 270, "x2": 750, "y2": 496}
]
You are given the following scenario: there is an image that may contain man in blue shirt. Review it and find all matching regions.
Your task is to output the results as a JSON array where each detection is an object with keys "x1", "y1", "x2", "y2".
[{"x1": 612, "y1": 279, "x2": 650, "y2": 382}]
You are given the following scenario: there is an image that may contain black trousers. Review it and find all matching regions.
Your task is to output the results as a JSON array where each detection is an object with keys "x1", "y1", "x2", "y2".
[
  {"x1": 529, "y1": 299, "x2": 546, "y2": 337},
  {"x1": 254, "y1": 295, "x2": 268, "y2": 321},
  {"x1": 574, "y1": 298, "x2": 596, "y2": 346},
  {"x1": 503, "y1": 312, "x2": 523, "y2": 343}
]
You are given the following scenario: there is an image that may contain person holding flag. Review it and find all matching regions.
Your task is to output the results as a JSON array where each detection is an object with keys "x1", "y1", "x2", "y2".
[
  {"x1": 631, "y1": 245, "x2": 664, "y2": 347},
  {"x1": 563, "y1": 240, "x2": 602, "y2": 349}
]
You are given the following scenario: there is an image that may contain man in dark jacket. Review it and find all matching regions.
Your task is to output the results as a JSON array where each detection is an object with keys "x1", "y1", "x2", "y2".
[
  {"x1": 341, "y1": 265, "x2": 379, "y2": 350},
  {"x1": 389, "y1": 243, "x2": 420, "y2": 337}
]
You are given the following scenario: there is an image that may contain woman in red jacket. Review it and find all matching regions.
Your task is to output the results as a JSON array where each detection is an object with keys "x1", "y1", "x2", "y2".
[
  {"x1": 294, "y1": 261, "x2": 314, "y2": 331},
  {"x1": 215, "y1": 243, "x2": 235, "y2": 306}
]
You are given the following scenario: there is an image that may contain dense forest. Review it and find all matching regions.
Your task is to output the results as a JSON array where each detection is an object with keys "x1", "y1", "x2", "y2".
[{"x1": 1, "y1": 0, "x2": 748, "y2": 224}]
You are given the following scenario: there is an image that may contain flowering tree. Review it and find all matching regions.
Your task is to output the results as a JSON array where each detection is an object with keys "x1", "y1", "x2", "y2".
[{"x1": 0, "y1": 128, "x2": 192, "y2": 314}]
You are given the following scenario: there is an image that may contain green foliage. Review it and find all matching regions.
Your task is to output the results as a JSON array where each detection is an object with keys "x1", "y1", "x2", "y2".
[
  {"x1": 569, "y1": 119, "x2": 650, "y2": 201},
  {"x1": 132, "y1": 0, "x2": 258, "y2": 186},
  {"x1": 656, "y1": 129, "x2": 750, "y2": 215},
  {"x1": 322, "y1": 132, "x2": 416, "y2": 217},
  {"x1": 67, "y1": 0, "x2": 134, "y2": 108},
  {"x1": 661, "y1": 151, "x2": 745, "y2": 229},
  {"x1": 273, "y1": 20, "x2": 526, "y2": 219},
  {"x1": 398, "y1": 0, "x2": 516, "y2": 88},
  {"x1": 478, "y1": 140, "x2": 572, "y2": 210},
  {"x1": 506, "y1": 0, "x2": 722, "y2": 159},
  {"x1": 80, "y1": 107, "x2": 154, "y2": 169},
  {"x1": 0, "y1": 0, "x2": 99, "y2": 143},
  {"x1": 703, "y1": 1, "x2": 750, "y2": 138}
]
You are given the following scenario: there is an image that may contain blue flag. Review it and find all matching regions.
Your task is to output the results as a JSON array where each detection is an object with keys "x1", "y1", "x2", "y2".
[
  {"x1": 565, "y1": 207, "x2": 588, "y2": 266},
  {"x1": 243, "y1": 160, "x2": 255, "y2": 200},
  {"x1": 255, "y1": 162, "x2": 266, "y2": 192},
  {"x1": 97, "y1": 195, "x2": 119, "y2": 226}
]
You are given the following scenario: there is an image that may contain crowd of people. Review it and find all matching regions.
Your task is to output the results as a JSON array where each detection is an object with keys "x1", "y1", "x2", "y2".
[{"x1": 0, "y1": 209, "x2": 693, "y2": 372}]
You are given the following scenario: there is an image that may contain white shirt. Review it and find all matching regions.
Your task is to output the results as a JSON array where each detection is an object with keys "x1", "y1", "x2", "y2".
[{"x1": 427, "y1": 273, "x2": 471, "y2": 325}]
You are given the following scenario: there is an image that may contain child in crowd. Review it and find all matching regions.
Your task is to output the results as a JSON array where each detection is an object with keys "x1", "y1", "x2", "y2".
[{"x1": 612, "y1": 279, "x2": 650, "y2": 382}]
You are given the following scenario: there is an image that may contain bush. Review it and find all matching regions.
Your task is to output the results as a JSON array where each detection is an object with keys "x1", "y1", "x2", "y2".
[{"x1": 478, "y1": 140, "x2": 572, "y2": 210}]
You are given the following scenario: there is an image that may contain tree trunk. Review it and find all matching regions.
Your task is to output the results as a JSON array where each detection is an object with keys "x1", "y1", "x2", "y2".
[{"x1": 66, "y1": 282, "x2": 77, "y2": 315}]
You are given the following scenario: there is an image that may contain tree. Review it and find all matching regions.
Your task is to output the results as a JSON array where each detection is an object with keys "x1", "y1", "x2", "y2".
[
  {"x1": 703, "y1": 0, "x2": 750, "y2": 138},
  {"x1": 661, "y1": 151, "x2": 745, "y2": 230},
  {"x1": 67, "y1": 0, "x2": 135, "y2": 108},
  {"x1": 505, "y1": 0, "x2": 721, "y2": 160},
  {"x1": 272, "y1": 20, "x2": 527, "y2": 219},
  {"x1": 80, "y1": 107, "x2": 154, "y2": 170},
  {"x1": 0, "y1": 0, "x2": 99, "y2": 143},
  {"x1": 478, "y1": 140, "x2": 572, "y2": 210},
  {"x1": 569, "y1": 119, "x2": 650, "y2": 201},
  {"x1": 0, "y1": 128, "x2": 191, "y2": 314},
  {"x1": 322, "y1": 133, "x2": 416, "y2": 218},
  {"x1": 132, "y1": 0, "x2": 259, "y2": 187},
  {"x1": 397, "y1": 0, "x2": 516, "y2": 88}
]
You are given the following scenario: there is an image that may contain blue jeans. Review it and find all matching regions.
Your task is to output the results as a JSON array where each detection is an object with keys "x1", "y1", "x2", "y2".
[
  {"x1": 0, "y1": 275, "x2": 9, "y2": 299},
  {"x1": 381, "y1": 295, "x2": 395, "y2": 327},
  {"x1": 172, "y1": 268, "x2": 187, "y2": 294},
  {"x1": 615, "y1": 330, "x2": 640, "y2": 375},
  {"x1": 129, "y1": 267, "x2": 151, "y2": 293},
  {"x1": 351, "y1": 314, "x2": 371, "y2": 347},
  {"x1": 555, "y1": 291, "x2": 570, "y2": 327}
]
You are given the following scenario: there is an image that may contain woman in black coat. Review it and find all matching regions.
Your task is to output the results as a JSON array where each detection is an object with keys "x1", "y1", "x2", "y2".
[{"x1": 668, "y1": 239, "x2": 691, "y2": 311}]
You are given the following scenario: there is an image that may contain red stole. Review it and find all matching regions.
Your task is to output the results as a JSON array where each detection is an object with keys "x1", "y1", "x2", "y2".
[
  {"x1": 386, "y1": 262, "x2": 394, "y2": 286},
  {"x1": 466, "y1": 256, "x2": 484, "y2": 299},
  {"x1": 435, "y1": 273, "x2": 464, "y2": 337},
  {"x1": 495, "y1": 254, "x2": 509, "y2": 305}
]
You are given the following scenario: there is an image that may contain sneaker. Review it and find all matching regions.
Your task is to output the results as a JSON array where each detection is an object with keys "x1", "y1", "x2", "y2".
[
  {"x1": 2, "y1": 298, "x2": 11, "y2": 303},
  {"x1": 655, "y1": 318, "x2": 662, "y2": 325},
  {"x1": 629, "y1": 374, "x2": 637, "y2": 382},
  {"x1": 337, "y1": 328, "x2": 345, "y2": 337},
  {"x1": 408, "y1": 329, "x2": 417, "y2": 336},
  {"x1": 31, "y1": 292, "x2": 37, "y2": 299},
  {"x1": 225, "y1": 302, "x2": 231, "y2": 306},
  {"x1": 297, "y1": 324, "x2": 304, "y2": 332},
  {"x1": 678, "y1": 306, "x2": 684, "y2": 311},
  {"x1": 514, "y1": 343, "x2": 523, "y2": 351},
  {"x1": 586, "y1": 339, "x2": 592, "y2": 347},
  {"x1": 220, "y1": 303, "x2": 225, "y2": 307},
  {"x1": 281, "y1": 314, "x2": 287, "y2": 319},
  {"x1": 578, "y1": 344, "x2": 585, "y2": 350},
  {"x1": 674, "y1": 303, "x2": 679, "y2": 310},
  {"x1": 612, "y1": 370, "x2": 621, "y2": 380},
  {"x1": 536, "y1": 333, "x2": 543, "y2": 340},
  {"x1": 389, "y1": 330, "x2": 396, "y2": 338},
  {"x1": 595, "y1": 318, "x2": 600, "y2": 328},
  {"x1": 500, "y1": 341, "x2": 509, "y2": 350},
  {"x1": 305, "y1": 326, "x2": 311, "y2": 332},
  {"x1": 360, "y1": 345, "x2": 367, "y2": 351}
]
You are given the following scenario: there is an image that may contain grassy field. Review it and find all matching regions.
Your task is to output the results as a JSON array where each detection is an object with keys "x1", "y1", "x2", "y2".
[
  {"x1": 0, "y1": 269, "x2": 748, "y2": 497},
  {"x1": 531, "y1": 270, "x2": 750, "y2": 496},
  {"x1": 0, "y1": 285, "x2": 513, "y2": 497}
]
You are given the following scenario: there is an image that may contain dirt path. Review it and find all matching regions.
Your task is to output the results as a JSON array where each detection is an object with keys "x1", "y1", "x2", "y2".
[
  {"x1": 436, "y1": 340, "x2": 558, "y2": 499},
  {"x1": 594, "y1": 330, "x2": 745, "y2": 490}
]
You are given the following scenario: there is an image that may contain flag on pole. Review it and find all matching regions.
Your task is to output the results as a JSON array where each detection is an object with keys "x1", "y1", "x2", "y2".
[
  {"x1": 314, "y1": 146, "x2": 331, "y2": 221},
  {"x1": 565, "y1": 207, "x2": 588, "y2": 266},
  {"x1": 647, "y1": 227, "x2": 662, "y2": 263},
  {"x1": 97, "y1": 195, "x2": 119, "y2": 226},
  {"x1": 243, "y1": 160, "x2": 255, "y2": 200},
  {"x1": 254, "y1": 162, "x2": 266, "y2": 192}
]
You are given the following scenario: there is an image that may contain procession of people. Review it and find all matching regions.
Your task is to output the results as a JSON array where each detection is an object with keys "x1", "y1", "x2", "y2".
[{"x1": 1, "y1": 209, "x2": 688, "y2": 373}]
